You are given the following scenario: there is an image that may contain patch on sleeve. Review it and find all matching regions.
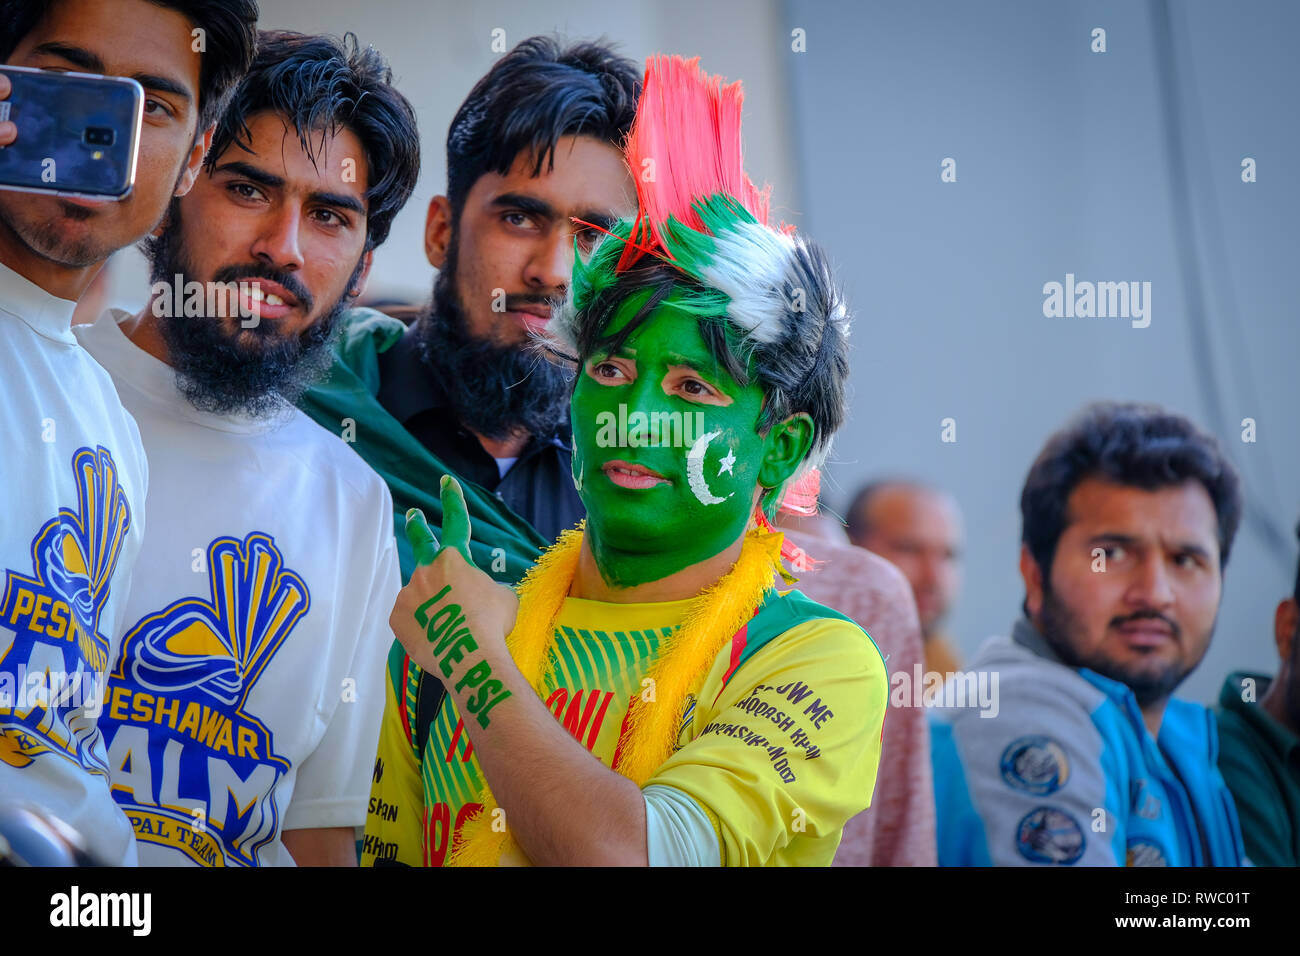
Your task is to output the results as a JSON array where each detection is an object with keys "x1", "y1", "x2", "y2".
[
  {"x1": 999, "y1": 735, "x2": 1070, "y2": 795},
  {"x1": 1125, "y1": 840, "x2": 1168, "y2": 867},
  {"x1": 1015, "y1": 807, "x2": 1085, "y2": 864}
]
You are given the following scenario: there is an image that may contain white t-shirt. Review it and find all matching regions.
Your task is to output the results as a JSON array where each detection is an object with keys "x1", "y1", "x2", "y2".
[
  {"x1": 75, "y1": 310, "x2": 400, "y2": 867},
  {"x1": 0, "y1": 262, "x2": 147, "y2": 867}
]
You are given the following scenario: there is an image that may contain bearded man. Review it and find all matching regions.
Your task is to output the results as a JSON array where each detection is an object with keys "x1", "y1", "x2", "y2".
[
  {"x1": 75, "y1": 31, "x2": 420, "y2": 866},
  {"x1": 932, "y1": 402, "x2": 1246, "y2": 867},
  {"x1": 377, "y1": 55, "x2": 888, "y2": 867},
  {"x1": 300, "y1": 36, "x2": 640, "y2": 582}
]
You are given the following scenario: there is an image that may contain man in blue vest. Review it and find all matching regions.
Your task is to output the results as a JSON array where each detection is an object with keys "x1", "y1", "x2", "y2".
[{"x1": 933, "y1": 402, "x2": 1245, "y2": 866}]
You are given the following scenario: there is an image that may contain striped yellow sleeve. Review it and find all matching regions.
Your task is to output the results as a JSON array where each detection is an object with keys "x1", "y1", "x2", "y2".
[{"x1": 360, "y1": 660, "x2": 425, "y2": 867}]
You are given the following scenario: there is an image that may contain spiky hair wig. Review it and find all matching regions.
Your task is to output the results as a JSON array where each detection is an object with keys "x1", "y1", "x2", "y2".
[{"x1": 548, "y1": 55, "x2": 851, "y2": 467}]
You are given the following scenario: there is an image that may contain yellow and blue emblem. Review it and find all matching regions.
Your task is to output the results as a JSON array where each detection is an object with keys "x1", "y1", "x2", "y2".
[
  {"x1": 0, "y1": 447, "x2": 130, "y2": 772},
  {"x1": 100, "y1": 532, "x2": 309, "y2": 866}
]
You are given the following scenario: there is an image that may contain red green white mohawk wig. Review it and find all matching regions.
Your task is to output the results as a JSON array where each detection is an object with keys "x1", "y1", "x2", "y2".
[{"x1": 550, "y1": 54, "x2": 852, "y2": 471}]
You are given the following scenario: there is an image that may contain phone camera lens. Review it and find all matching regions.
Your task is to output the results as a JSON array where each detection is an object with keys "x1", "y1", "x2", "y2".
[{"x1": 83, "y1": 127, "x2": 115, "y2": 147}]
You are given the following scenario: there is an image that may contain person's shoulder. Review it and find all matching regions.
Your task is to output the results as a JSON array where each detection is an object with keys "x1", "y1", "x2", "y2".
[
  {"x1": 337, "y1": 304, "x2": 408, "y2": 333},
  {"x1": 335, "y1": 305, "x2": 408, "y2": 354},
  {"x1": 66, "y1": 313, "x2": 125, "y2": 384},
  {"x1": 945, "y1": 636, "x2": 1107, "y2": 727},
  {"x1": 276, "y1": 406, "x2": 394, "y2": 511},
  {"x1": 62, "y1": 313, "x2": 148, "y2": 470},
  {"x1": 1213, "y1": 680, "x2": 1267, "y2": 745},
  {"x1": 1215, "y1": 705, "x2": 1273, "y2": 770},
  {"x1": 969, "y1": 635, "x2": 1077, "y2": 686},
  {"x1": 301, "y1": 307, "x2": 410, "y2": 404},
  {"x1": 748, "y1": 590, "x2": 886, "y2": 672},
  {"x1": 762, "y1": 587, "x2": 862, "y2": 633}
]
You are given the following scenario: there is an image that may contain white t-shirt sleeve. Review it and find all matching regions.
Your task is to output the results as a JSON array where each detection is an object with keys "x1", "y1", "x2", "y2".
[
  {"x1": 643, "y1": 784, "x2": 722, "y2": 866},
  {"x1": 283, "y1": 516, "x2": 400, "y2": 831}
]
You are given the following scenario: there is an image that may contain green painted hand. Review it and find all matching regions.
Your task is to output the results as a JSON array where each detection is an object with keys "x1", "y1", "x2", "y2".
[
  {"x1": 392, "y1": 474, "x2": 518, "y2": 728},
  {"x1": 405, "y1": 475, "x2": 476, "y2": 567}
]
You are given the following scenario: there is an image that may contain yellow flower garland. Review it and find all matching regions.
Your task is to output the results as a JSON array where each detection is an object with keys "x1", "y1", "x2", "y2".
[{"x1": 449, "y1": 523, "x2": 785, "y2": 866}]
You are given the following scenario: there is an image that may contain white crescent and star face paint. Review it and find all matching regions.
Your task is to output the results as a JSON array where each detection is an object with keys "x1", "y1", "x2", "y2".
[{"x1": 686, "y1": 429, "x2": 734, "y2": 506}]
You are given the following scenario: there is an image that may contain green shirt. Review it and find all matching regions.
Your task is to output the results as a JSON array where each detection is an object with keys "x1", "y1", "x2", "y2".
[
  {"x1": 296, "y1": 307, "x2": 547, "y2": 585},
  {"x1": 1216, "y1": 671, "x2": 1300, "y2": 866}
]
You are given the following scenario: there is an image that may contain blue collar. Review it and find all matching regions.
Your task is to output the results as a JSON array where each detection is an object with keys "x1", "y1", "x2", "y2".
[{"x1": 1012, "y1": 616, "x2": 1214, "y2": 760}]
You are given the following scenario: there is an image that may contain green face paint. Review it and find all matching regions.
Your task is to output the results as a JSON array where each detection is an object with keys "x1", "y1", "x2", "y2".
[{"x1": 570, "y1": 291, "x2": 776, "y2": 588}]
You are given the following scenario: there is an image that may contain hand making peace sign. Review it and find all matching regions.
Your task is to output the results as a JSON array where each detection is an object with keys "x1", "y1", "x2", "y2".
[{"x1": 389, "y1": 475, "x2": 520, "y2": 682}]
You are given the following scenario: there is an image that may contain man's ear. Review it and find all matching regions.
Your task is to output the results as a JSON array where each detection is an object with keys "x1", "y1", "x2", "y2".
[
  {"x1": 350, "y1": 249, "x2": 374, "y2": 300},
  {"x1": 174, "y1": 126, "x2": 215, "y2": 198},
  {"x1": 425, "y1": 195, "x2": 453, "y2": 268},
  {"x1": 757, "y1": 413, "x2": 815, "y2": 492},
  {"x1": 1020, "y1": 544, "x2": 1045, "y2": 621},
  {"x1": 1275, "y1": 597, "x2": 1298, "y2": 661}
]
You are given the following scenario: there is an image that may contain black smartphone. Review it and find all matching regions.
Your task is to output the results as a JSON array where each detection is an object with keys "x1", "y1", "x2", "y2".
[{"x1": 0, "y1": 65, "x2": 143, "y2": 201}]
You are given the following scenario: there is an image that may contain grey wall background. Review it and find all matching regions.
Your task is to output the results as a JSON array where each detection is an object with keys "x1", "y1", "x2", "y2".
[
  {"x1": 100, "y1": 0, "x2": 1298, "y2": 704},
  {"x1": 785, "y1": 0, "x2": 1299, "y2": 705}
]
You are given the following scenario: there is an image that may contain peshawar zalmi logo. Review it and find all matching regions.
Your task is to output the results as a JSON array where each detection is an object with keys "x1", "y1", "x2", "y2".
[
  {"x1": 100, "y1": 532, "x2": 309, "y2": 867},
  {"x1": 0, "y1": 447, "x2": 130, "y2": 773}
]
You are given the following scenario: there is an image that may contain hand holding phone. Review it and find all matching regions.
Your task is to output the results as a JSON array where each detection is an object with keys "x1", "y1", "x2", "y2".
[
  {"x1": 0, "y1": 72, "x2": 15, "y2": 148},
  {"x1": 0, "y1": 65, "x2": 143, "y2": 201}
]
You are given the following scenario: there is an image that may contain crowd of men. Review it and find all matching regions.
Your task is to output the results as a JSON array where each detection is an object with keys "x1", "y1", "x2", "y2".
[{"x1": 1, "y1": 0, "x2": 1294, "y2": 867}]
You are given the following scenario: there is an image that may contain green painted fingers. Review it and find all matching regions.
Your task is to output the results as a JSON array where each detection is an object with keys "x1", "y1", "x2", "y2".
[{"x1": 405, "y1": 475, "x2": 476, "y2": 567}]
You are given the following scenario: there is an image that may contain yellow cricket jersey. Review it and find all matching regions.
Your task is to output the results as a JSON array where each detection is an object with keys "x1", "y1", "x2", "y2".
[{"x1": 363, "y1": 588, "x2": 888, "y2": 866}]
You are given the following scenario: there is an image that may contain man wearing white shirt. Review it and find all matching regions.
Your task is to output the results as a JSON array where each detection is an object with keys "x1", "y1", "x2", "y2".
[
  {"x1": 0, "y1": 0, "x2": 257, "y2": 866},
  {"x1": 76, "y1": 31, "x2": 421, "y2": 866}
]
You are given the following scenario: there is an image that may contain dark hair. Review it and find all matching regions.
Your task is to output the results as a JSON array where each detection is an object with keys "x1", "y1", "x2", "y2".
[
  {"x1": 0, "y1": 0, "x2": 259, "y2": 133},
  {"x1": 445, "y1": 34, "x2": 638, "y2": 220},
  {"x1": 206, "y1": 30, "x2": 420, "y2": 251},
  {"x1": 1020, "y1": 402, "x2": 1243, "y2": 577},
  {"x1": 566, "y1": 242, "x2": 850, "y2": 465}
]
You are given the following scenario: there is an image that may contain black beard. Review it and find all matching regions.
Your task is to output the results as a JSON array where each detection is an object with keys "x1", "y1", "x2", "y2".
[
  {"x1": 417, "y1": 238, "x2": 572, "y2": 441},
  {"x1": 147, "y1": 213, "x2": 355, "y2": 418},
  {"x1": 1037, "y1": 584, "x2": 1201, "y2": 708}
]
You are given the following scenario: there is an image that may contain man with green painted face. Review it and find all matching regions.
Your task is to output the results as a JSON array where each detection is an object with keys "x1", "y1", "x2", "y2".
[{"x1": 377, "y1": 56, "x2": 887, "y2": 867}]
